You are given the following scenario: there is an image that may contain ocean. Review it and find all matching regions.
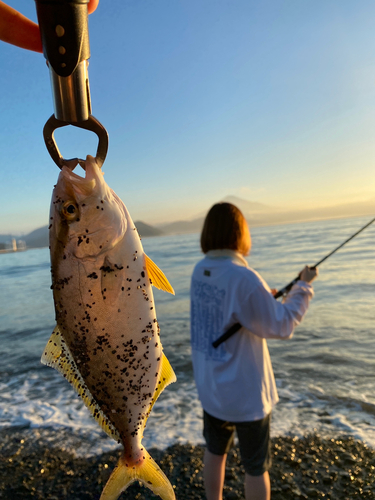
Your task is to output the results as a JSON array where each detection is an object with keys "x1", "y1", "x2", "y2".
[{"x1": 0, "y1": 215, "x2": 374, "y2": 457}]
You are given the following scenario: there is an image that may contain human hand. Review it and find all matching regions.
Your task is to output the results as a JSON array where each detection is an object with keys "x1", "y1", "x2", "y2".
[
  {"x1": 270, "y1": 288, "x2": 278, "y2": 296},
  {"x1": 0, "y1": 0, "x2": 99, "y2": 52},
  {"x1": 299, "y1": 265, "x2": 318, "y2": 284}
]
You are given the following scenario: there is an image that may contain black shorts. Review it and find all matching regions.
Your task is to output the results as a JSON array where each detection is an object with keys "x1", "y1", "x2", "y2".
[{"x1": 203, "y1": 411, "x2": 272, "y2": 476}]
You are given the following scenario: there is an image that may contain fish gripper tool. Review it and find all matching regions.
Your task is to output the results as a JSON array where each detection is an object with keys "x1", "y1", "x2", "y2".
[{"x1": 35, "y1": 0, "x2": 108, "y2": 169}]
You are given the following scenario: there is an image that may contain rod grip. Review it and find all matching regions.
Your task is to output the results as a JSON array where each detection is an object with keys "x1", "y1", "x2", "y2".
[
  {"x1": 212, "y1": 323, "x2": 242, "y2": 348},
  {"x1": 273, "y1": 278, "x2": 298, "y2": 299}
]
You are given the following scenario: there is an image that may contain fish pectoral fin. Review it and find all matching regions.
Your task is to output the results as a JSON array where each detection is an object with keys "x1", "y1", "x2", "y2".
[
  {"x1": 41, "y1": 325, "x2": 120, "y2": 443},
  {"x1": 100, "y1": 449, "x2": 175, "y2": 500},
  {"x1": 144, "y1": 254, "x2": 175, "y2": 295},
  {"x1": 145, "y1": 352, "x2": 177, "y2": 422}
]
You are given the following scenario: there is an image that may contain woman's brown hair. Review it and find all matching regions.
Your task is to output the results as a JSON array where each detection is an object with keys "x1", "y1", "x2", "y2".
[{"x1": 200, "y1": 202, "x2": 251, "y2": 255}]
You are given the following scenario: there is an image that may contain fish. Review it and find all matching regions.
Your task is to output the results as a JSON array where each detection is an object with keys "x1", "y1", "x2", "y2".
[{"x1": 42, "y1": 155, "x2": 176, "y2": 500}]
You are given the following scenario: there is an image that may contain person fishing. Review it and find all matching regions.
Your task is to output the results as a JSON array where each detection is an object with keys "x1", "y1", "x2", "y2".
[{"x1": 190, "y1": 202, "x2": 318, "y2": 500}]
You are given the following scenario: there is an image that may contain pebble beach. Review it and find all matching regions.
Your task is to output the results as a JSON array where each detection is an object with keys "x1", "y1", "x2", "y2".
[{"x1": 0, "y1": 428, "x2": 374, "y2": 499}]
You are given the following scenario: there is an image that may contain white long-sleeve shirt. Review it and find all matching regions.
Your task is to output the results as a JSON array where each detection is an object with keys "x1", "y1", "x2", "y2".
[{"x1": 190, "y1": 250, "x2": 314, "y2": 422}]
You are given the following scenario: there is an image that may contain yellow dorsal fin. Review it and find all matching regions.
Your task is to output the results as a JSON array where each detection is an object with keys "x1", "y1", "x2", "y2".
[
  {"x1": 100, "y1": 449, "x2": 175, "y2": 500},
  {"x1": 145, "y1": 352, "x2": 176, "y2": 423},
  {"x1": 41, "y1": 326, "x2": 120, "y2": 443},
  {"x1": 144, "y1": 254, "x2": 175, "y2": 295}
]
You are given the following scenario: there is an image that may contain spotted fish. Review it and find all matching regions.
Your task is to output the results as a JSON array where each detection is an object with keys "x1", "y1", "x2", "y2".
[{"x1": 42, "y1": 155, "x2": 176, "y2": 500}]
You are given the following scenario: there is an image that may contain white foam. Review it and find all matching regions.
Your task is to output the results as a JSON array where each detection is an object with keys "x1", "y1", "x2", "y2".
[{"x1": 2, "y1": 369, "x2": 375, "y2": 457}]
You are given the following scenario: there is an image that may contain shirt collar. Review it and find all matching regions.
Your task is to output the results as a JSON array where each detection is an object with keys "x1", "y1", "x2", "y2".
[{"x1": 205, "y1": 249, "x2": 248, "y2": 268}]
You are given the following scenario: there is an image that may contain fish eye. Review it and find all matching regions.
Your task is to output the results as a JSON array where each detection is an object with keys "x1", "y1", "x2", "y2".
[{"x1": 62, "y1": 201, "x2": 79, "y2": 221}]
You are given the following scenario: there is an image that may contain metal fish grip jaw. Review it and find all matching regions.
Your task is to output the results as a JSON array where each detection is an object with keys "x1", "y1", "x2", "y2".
[
  {"x1": 43, "y1": 115, "x2": 108, "y2": 170},
  {"x1": 35, "y1": 0, "x2": 108, "y2": 170}
]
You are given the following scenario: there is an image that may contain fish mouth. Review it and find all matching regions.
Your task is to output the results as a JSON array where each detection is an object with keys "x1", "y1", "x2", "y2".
[{"x1": 61, "y1": 155, "x2": 102, "y2": 198}]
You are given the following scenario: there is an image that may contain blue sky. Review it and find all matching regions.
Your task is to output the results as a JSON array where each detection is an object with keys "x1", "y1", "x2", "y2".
[{"x1": 1, "y1": 0, "x2": 375, "y2": 233}]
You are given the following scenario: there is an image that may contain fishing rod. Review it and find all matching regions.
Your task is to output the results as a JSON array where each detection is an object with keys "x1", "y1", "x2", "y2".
[
  {"x1": 274, "y1": 215, "x2": 375, "y2": 299},
  {"x1": 212, "y1": 215, "x2": 375, "y2": 348}
]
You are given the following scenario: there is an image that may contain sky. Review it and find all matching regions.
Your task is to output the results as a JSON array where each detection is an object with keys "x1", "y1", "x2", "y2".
[{"x1": 1, "y1": 0, "x2": 375, "y2": 233}]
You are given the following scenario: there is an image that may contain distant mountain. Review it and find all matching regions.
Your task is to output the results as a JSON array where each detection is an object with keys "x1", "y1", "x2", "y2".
[
  {"x1": 24, "y1": 226, "x2": 49, "y2": 249},
  {"x1": 158, "y1": 195, "x2": 375, "y2": 235},
  {"x1": 159, "y1": 218, "x2": 204, "y2": 235},
  {"x1": 222, "y1": 195, "x2": 274, "y2": 214},
  {"x1": 135, "y1": 221, "x2": 164, "y2": 238},
  {"x1": 157, "y1": 196, "x2": 275, "y2": 235}
]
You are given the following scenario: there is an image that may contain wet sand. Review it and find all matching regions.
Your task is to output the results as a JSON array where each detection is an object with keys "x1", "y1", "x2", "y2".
[{"x1": 0, "y1": 428, "x2": 373, "y2": 499}]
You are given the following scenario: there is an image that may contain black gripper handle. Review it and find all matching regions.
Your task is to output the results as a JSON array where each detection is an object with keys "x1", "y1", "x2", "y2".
[{"x1": 35, "y1": 0, "x2": 90, "y2": 77}]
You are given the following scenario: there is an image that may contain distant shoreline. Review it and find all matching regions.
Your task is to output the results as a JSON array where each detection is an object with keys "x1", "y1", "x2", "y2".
[
  {"x1": 0, "y1": 248, "x2": 26, "y2": 254},
  {"x1": 1, "y1": 212, "x2": 374, "y2": 252}
]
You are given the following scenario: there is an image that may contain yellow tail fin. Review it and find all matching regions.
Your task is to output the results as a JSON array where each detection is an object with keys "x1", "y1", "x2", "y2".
[{"x1": 100, "y1": 449, "x2": 175, "y2": 500}]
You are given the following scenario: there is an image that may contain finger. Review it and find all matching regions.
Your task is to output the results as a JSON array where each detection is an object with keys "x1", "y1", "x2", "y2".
[
  {"x1": 88, "y1": 0, "x2": 99, "y2": 14},
  {"x1": 0, "y1": 1, "x2": 42, "y2": 52}
]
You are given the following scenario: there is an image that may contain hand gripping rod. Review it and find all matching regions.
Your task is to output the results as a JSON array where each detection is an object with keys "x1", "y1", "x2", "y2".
[{"x1": 212, "y1": 216, "x2": 375, "y2": 348}]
